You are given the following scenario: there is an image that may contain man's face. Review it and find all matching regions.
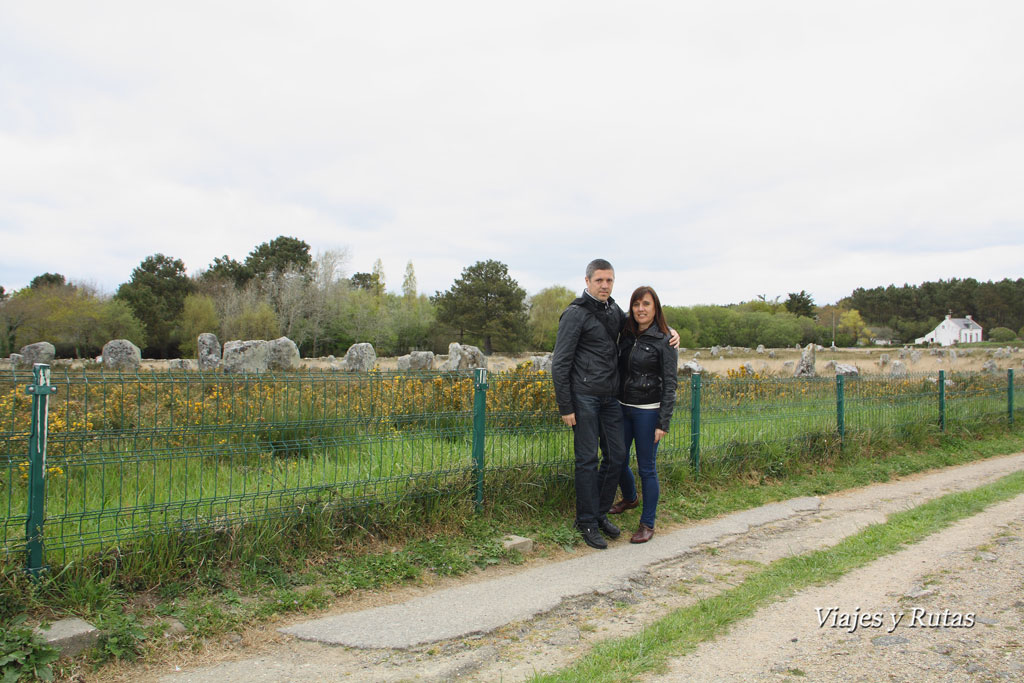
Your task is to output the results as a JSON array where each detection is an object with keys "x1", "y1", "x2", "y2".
[{"x1": 585, "y1": 269, "x2": 615, "y2": 302}]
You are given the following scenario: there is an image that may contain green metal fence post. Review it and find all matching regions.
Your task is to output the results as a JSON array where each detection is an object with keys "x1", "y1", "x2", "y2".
[
  {"x1": 938, "y1": 370, "x2": 946, "y2": 432},
  {"x1": 24, "y1": 364, "x2": 57, "y2": 580},
  {"x1": 836, "y1": 374, "x2": 845, "y2": 448},
  {"x1": 1009, "y1": 369, "x2": 1015, "y2": 427},
  {"x1": 471, "y1": 368, "x2": 488, "y2": 512},
  {"x1": 689, "y1": 373, "x2": 701, "y2": 475}
]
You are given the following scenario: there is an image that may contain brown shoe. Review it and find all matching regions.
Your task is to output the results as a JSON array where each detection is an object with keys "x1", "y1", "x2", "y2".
[
  {"x1": 608, "y1": 498, "x2": 639, "y2": 515},
  {"x1": 630, "y1": 523, "x2": 654, "y2": 544}
]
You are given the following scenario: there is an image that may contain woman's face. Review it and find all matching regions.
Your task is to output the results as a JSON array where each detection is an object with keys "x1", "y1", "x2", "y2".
[{"x1": 632, "y1": 293, "x2": 656, "y2": 330}]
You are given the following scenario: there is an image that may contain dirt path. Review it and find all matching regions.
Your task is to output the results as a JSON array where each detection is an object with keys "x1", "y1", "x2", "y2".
[{"x1": 119, "y1": 452, "x2": 1024, "y2": 683}]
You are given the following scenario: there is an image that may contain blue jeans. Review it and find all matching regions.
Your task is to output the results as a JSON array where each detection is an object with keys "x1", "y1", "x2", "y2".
[
  {"x1": 571, "y1": 393, "x2": 628, "y2": 527},
  {"x1": 617, "y1": 404, "x2": 661, "y2": 529}
]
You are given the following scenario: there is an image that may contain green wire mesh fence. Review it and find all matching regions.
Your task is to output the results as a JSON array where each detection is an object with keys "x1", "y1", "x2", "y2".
[{"x1": 2, "y1": 363, "x2": 1020, "y2": 575}]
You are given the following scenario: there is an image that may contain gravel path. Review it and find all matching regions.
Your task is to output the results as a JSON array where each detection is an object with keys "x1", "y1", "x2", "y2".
[{"x1": 132, "y1": 452, "x2": 1024, "y2": 683}]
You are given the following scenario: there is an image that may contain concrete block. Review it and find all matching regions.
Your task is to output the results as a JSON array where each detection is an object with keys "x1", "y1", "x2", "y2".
[
  {"x1": 35, "y1": 617, "x2": 99, "y2": 658},
  {"x1": 502, "y1": 534, "x2": 534, "y2": 554}
]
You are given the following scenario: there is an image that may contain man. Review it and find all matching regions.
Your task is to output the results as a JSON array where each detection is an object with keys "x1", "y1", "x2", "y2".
[{"x1": 551, "y1": 259, "x2": 630, "y2": 549}]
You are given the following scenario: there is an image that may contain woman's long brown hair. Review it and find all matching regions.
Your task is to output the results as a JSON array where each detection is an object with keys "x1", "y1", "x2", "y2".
[{"x1": 624, "y1": 286, "x2": 669, "y2": 337}]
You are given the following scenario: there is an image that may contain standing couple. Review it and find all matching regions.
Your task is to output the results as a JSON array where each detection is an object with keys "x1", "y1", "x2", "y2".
[{"x1": 551, "y1": 259, "x2": 679, "y2": 549}]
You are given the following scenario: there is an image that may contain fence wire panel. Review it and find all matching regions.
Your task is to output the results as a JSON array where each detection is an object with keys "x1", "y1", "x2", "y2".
[
  {"x1": 2, "y1": 370, "x2": 476, "y2": 561},
  {"x1": 843, "y1": 373, "x2": 938, "y2": 435},
  {"x1": 698, "y1": 375, "x2": 838, "y2": 468},
  {"x1": 482, "y1": 370, "x2": 571, "y2": 475},
  {"x1": 946, "y1": 372, "x2": 1011, "y2": 427},
  {"x1": 1, "y1": 370, "x2": 33, "y2": 561}
]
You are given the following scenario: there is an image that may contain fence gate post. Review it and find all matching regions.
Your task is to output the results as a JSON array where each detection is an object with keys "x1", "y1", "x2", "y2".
[
  {"x1": 938, "y1": 370, "x2": 946, "y2": 432},
  {"x1": 25, "y1": 363, "x2": 57, "y2": 579},
  {"x1": 689, "y1": 374, "x2": 701, "y2": 475},
  {"x1": 471, "y1": 368, "x2": 488, "y2": 512},
  {"x1": 1009, "y1": 369, "x2": 1015, "y2": 427},
  {"x1": 836, "y1": 374, "x2": 845, "y2": 448}
]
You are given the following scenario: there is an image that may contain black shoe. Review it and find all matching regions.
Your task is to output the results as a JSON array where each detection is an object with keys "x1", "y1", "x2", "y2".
[
  {"x1": 577, "y1": 525, "x2": 608, "y2": 550},
  {"x1": 597, "y1": 516, "x2": 621, "y2": 539}
]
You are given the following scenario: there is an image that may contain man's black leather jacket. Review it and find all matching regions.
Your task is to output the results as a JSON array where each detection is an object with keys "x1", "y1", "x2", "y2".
[{"x1": 551, "y1": 294, "x2": 626, "y2": 415}]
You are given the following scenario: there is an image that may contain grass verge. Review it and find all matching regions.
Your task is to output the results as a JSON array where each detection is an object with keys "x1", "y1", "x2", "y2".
[{"x1": 532, "y1": 468, "x2": 1024, "y2": 682}]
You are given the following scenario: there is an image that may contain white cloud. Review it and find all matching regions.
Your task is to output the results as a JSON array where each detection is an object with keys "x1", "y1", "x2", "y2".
[{"x1": 1, "y1": 1, "x2": 1022, "y2": 305}]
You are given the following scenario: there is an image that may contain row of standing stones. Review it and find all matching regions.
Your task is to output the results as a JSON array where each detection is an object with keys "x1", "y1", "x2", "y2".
[
  {"x1": 7, "y1": 339, "x2": 1019, "y2": 377},
  {"x1": 6, "y1": 336, "x2": 549, "y2": 374}
]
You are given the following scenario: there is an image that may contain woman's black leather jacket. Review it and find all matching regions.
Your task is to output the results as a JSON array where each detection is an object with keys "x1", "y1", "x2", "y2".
[{"x1": 617, "y1": 324, "x2": 679, "y2": 431}]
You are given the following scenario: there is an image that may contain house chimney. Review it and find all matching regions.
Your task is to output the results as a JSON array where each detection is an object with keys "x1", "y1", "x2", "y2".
[{"x1": 966, "y1": 315, "x2": 972, "y2": 321}]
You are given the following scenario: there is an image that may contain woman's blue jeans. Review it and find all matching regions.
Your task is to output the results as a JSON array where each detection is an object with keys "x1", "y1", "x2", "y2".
[{"x1": 617, "y1": 404, "x2": 661, "y2": 529}]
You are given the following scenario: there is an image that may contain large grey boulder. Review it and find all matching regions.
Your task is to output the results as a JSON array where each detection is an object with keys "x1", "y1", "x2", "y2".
[
  {"x1": 222, "y1": 340, "x2": 270, "y2": 373},
  {"x1": 17, "y1": 342, "x2": 55, "y2": 369},
  {"x1": 679, "y1": 360, "x2": 703, "y2": 376},
  {"x1": 267, "y1": 337, "x2": 300, "y2": 371},
  {"x1": 793, "y1": 343, "x2": 816, "y2": 377},
  {"x1": 835, "y1": 363, "x2": 859, "y2": 376},
  {"x1": 341, "y1": 343, "x2": 376, "y2": 372},
  {"x1": 523, "y1": 354, "x2": 552, "y2": 373},
  {"x1": 102, "y1": 339, "x2": 141, "y2": 370},
  {"x1": 982, "y1": 359, "x2": 999, "y2": 373},
  {"x1": 438, "y1": 343, "x2": 487, "y2": 371},
  {"x1": 197, "y1": 333, "x2": 221, "y2": 370},
  {"x1": 890, "y1": 360, "x2": 908, "y2": 377},
  {"x1": 397, "y1": 351, "x2": 435, "y2": 371}
]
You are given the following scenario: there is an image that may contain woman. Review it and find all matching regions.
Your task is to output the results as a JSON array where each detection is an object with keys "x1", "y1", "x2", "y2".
[{"x1": 607, "y1": 286, "x2": 678, "y2": 543}]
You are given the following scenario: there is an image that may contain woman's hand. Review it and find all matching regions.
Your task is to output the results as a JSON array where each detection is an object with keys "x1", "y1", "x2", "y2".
[{"x1": 654, "y1": 428, "x2": 667, "y2": 443}]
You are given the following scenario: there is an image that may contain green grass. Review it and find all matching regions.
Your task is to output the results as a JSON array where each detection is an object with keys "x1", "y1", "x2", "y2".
[{"x1": 533, "y1": 468, "x2": 1024, "y2": 682}]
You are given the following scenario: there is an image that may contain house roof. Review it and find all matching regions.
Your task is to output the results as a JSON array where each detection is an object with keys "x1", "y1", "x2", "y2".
[{"x1": 949, "y1": 318, "x2": 982, "y2": 330}]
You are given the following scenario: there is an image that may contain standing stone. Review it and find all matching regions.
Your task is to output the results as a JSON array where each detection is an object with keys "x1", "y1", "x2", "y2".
[
  {"x1": 679, "y1": 360, "x2": 703, "y2": 375},
  {"x1": 835, "y1": 363, "x2": 859, "y2": 376},
  {"x1": 756, "y1": 345, "x2": 765, "y2": 354},
  {"x1": 710, "y1": 345, "x2": 721, "y2": 357},
  {"x1": 521, "y1": 354, "x2": 552, "y2": 372},
  {"x1": 982, "y1": 359, "x2": 999, "y2": 373},
  {"x1": 17, "y1": 342, "x2": 55, "y2": 369},
  {"x1": 197, "y1": 333, "x2": 221, "y2": 370},
  {"x1": 890, "y1": 360, "x2": 908, "y2": 377},
  {"x1": 438, "y1": 343, "x2": 487, "y2": 371},
  {"x1": 267, "y1": 337, "x2": 300, "y2": 371},
  {"x1": 222, "y1": 340, "x2": 270, "y2": 373},
  {"x1": 910, "y1": 350, "x2": 922, "y2": 363},
  {"x1": 167, "y1": 359, "x2": 196, "y2": 370},
  {"x1": 793, "y1": 343, "x2": 816, "y2": 377},
  {"x1": 10, "y1": 353, "x2": 24, "y2": 367},
  {"x1": 768, "y1": 349, "x2": 776, "y2": 359},
  {"x1": 397, "y1": 351, "x2": 435, "y2": 371},
  {"x1": 341, "y1": 343, "x2": 376, "y2": 372},
  {"x1": 878, "y1": 353, "x2": 890, "y2": 367},
  {"x1": 102, "y1": 339, "x2": 142, "y2": 370},
  {"x1": 742, "y1": 362, "x2": 755, "y2": 375},
  {"x1": 949, "y1": 349, "x2": 958, "y2": 361}
]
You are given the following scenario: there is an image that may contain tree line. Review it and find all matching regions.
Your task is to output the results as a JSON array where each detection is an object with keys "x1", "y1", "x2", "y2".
[{"x1": 2, "y1": 240, "x2": 1021, "y2": 360}]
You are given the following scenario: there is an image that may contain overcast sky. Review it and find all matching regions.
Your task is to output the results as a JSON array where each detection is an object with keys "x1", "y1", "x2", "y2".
[{"x1": 2, "y1": 2, "x2": 1022, "y2": 308}]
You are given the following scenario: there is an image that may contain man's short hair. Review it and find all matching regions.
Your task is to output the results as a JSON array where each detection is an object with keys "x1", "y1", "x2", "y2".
[{"x1": 586, "y1": 259, "x2": 614, "y2": 279}]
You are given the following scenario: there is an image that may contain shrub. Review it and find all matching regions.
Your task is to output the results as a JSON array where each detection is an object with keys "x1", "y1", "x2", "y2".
[{"x1": 988, "y1": 327, "x2": 1017, "y2": 343}]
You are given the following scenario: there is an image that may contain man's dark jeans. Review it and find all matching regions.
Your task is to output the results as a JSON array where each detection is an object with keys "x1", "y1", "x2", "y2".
[{"x1": 572, "y1": 393, "x2": 627, "y2": 527}]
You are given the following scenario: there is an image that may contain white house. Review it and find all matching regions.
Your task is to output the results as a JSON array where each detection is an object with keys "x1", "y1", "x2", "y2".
[{"x1": 915, "y1": 314, "x2": 983, "y2": 346}]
